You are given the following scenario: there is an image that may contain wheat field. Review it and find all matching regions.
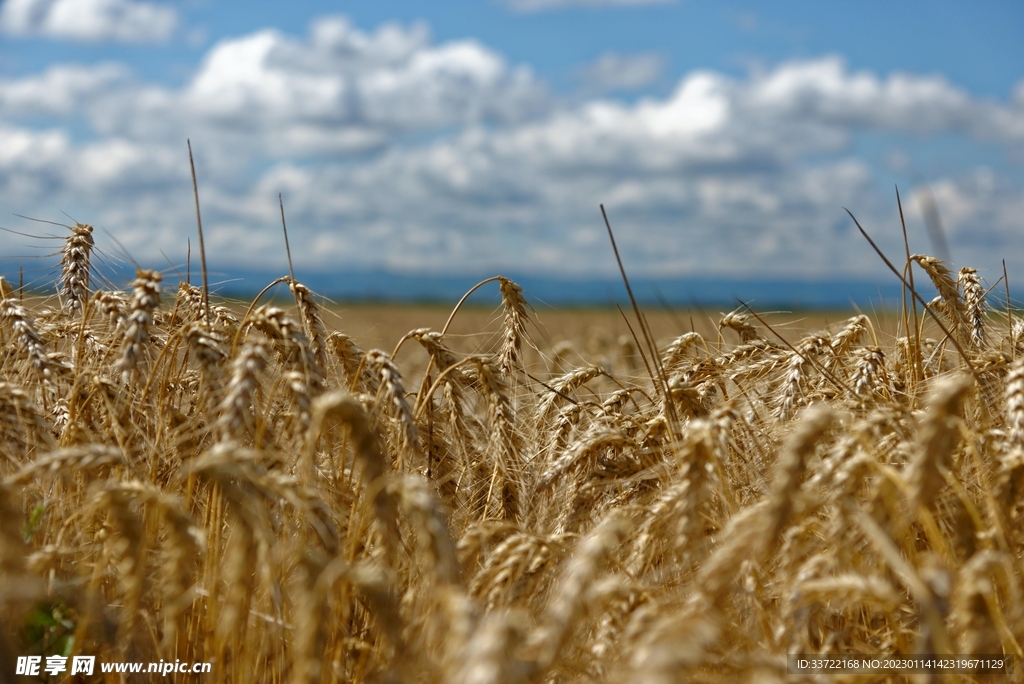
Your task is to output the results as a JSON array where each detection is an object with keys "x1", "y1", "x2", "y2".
[{"x1": 1, "y1": 223, "x2": 1023, "y2": 683}]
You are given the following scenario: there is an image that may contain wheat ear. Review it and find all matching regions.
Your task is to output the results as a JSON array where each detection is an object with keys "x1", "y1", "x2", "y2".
[
  {"x1": 497, "y1": 277, "x2": 531, "y2": 377},
  {"x1": 907, "y1": 374, "x2": 971, "y2": 510},
  {"x1": 290, "y1": 278, "x2": 328, "y2": 371},
  {"x1": 217, "y1": 339, "x2": 269, "y2": 442},
  {"x1": 526, "y1": 511, "x2": 631, "y2": 673},
  {"x1": 366, "y1": 349, "x2": 421, "y2": 468},
  {"x1": 958, "y1": 266, "x2": 986, "y2": 348},
  {"x1": 1, "y1": 298, "x2": 66, "y2": 383},
  {"x1": 60, "y1": 222, "x2": 94, "y2": 316},
  {"x1": 114, "y1": 269, "x2": 162, "y2": 384},
  {"x1": 474, "y1": 358, "x2": 523, "y2": 522}
]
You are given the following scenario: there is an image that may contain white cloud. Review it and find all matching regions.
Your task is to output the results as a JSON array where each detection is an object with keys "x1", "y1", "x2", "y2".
[
  {"x1": 748, "y1": 57, "x2": 981, "y2": 134},
  {"x1": 200, "y1": 128, "x2": 885, "y2": 279},
  {"x1": 186, "y1": 17, "x2": 547, "y2": 132},
  {"x1": 68, "y1": 16, "x2": 549, "y2": 165},
  {"x1": 576, "y1": 52, "x2": 665, "y2": 92},
  {"x1": 506, "y1": 0, "x2": 674, "y2": 11},
  {"x1": 0, "y1": 0, "x2": 177, "y2": 43},
  {"x1": 0, "y1": 124, "x2": 68, "y2": 171},
  {"x1": 0, "y1": 18, "x2": 1021, "y2": 284},
  {"x1": 0, "y1": 63, "x2": 131, "y2": 117},
  {"x1": 0, "y1": 124, "x2": 183, "y2": 200}
]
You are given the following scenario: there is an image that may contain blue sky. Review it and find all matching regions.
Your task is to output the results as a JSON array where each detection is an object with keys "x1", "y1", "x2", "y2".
[{"x1": 0, "y1": 0, "x2": 1022, "y2": 288}]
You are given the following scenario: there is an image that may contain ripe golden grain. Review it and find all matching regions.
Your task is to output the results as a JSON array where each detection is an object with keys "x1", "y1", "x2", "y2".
[{"x1": 1, "y1": 254, "x2": 1023, "y2": 682}]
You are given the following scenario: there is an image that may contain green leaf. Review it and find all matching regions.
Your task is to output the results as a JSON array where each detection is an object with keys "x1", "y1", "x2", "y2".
[{"x1": 22, "y1": 503, "x2": 46, "y2": 542}]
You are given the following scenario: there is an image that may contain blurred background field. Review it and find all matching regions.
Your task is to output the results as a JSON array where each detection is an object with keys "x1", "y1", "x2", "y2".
[
  {"x1": 286, "y1": 297, "x2": 913, "y2": 393},
  {"x1": 320, "y1": 301, "x2": 892, "y2": 357}
]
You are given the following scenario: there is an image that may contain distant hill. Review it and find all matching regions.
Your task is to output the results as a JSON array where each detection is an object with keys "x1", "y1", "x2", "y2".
[{"x1": 4, "y1": 264, "x2": 910, "y2": 310}]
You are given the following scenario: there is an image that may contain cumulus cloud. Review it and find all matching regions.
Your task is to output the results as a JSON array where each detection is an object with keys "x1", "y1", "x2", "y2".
[
  {"x1": 199, "y1": 123, "x2": 884, "y2": 278},
  {"x1": 0, "y1": 0, "x2": 177, "y2": 43},
  {"x1": 0, "y1": 124, "x2": 184, "y2": 202},
  {"x1": 0, "y1": 18, "x2": 1021, "y2": 284},
  {"x1": 189, "y1": 17, "x2": 546, "y2": 130},
  {"x1": 745, "y1": 57, "x2": 1017, "y2": 138},
  {"x1": 0, "y1": 63, "x2": 131, "y2": 117},
  {"x1": 65, "y1": 16, "x2": 549, "y2": 165}
]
